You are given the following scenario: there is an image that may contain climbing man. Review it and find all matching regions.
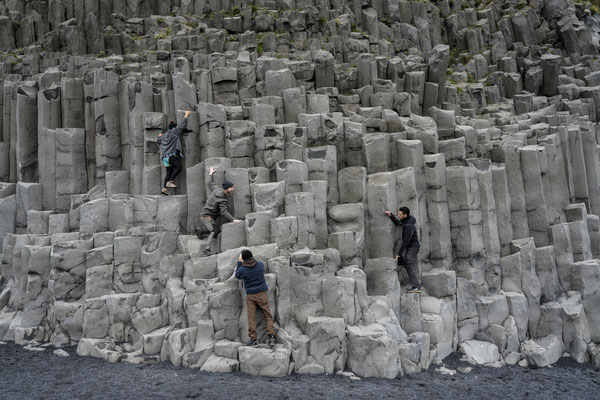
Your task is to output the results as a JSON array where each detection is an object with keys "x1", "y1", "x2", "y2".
[
  {"x1": 198, "y1": 166, "x2": 242, "y2": 256},
  {"x1": 157, "y1": 110, "x2": 191, "y2": 195},
  {"x1": 385, "y1": 206, "x2": 423, "y2": 293},
  {"x1": 235, "y1": 249, "x2": 276, "y2": 347}
]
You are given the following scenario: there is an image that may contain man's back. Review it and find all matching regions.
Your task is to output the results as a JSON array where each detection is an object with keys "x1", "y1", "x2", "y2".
[{"x1": 235, "y1": 258, "x2": 268, "y2": 295}]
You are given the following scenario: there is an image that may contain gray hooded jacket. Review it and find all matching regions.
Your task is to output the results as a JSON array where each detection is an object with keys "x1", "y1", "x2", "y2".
[{"x1": 157, "y1": 117, "x2": 188, "y2": 158}]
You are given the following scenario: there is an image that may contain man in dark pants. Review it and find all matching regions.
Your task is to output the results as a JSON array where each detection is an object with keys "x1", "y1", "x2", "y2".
[
  {"x1": 198, "y1": 166, "x2": 242, "y2": 256},
  {"x1": 235, "y1": 249, "x2": 276, "y2": 346},
  {"x1": 385, "y1": 206, "x2": 423, "y2": 293},
  {"x1": 157, "y1": 110, "x2": 191, "y2": 195}
]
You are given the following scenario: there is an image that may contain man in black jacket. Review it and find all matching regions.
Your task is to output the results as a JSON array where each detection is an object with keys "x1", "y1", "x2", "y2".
[
  {"x1": 385, "y1": 206, "x2": 423, "y2": 293},
  {"x1": 199, "y1": 166, "x2": 242, "y2": 256}
]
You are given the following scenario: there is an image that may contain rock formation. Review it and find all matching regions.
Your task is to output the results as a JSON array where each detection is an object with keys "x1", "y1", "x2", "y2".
[{"x1": 2, "y1": 0, "x2": 600, "y2": 377}]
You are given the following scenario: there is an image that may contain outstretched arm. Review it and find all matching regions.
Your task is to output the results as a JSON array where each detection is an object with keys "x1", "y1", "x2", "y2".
[
  {"x1": 384, "y1": 210, "x2": 402, "y2": 226},
  {"x1": 172, "y1": 110, "x2": 191, "y2": 137}
]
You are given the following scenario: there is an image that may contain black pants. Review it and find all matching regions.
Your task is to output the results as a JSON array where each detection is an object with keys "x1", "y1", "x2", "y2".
[
  {"x1": 164, "y1": 155, "x2": 182, "y2": 188},
  {"x1": 402, "y1": 247, "x2": 421, "y2": 288}
]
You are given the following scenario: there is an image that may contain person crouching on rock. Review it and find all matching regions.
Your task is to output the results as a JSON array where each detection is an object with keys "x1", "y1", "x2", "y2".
[
  {"x1": 385, "y1": 206, "x2": 423, "y2": 294},
  {"x1": 235, "y1": 249, "x2": 276, "y2": 347},
  {"x1": 198, "y1": 166, "x2": 243, "y2": 256},
  {"x1": 157, "y1": 110, "x2": 190, "y2": 195}
]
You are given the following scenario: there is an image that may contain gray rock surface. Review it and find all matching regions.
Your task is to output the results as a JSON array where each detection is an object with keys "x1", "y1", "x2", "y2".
[{"x1": 1, "y1": 0, "x2": 600, "y2": 380}]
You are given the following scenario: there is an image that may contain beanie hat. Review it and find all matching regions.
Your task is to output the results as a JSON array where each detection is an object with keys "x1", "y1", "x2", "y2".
[
  {"x1": 241, "y1": 249, "x2": 253, "y2": 260},
  {"x1": 168, "y1": 121, "x2": 177, "y2": 129},
  {"x1": 222, "y1": 181, "x2": 234, "y2": 190}
]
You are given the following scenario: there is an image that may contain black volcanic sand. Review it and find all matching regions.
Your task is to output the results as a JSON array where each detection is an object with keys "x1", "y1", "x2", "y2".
[{"x1": 1, "y1": 342, "x2": 599, "y2": 400}]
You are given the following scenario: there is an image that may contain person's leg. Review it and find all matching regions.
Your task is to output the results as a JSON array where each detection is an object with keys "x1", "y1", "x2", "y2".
[
  {"x1": 246, "y1": 293, "x2": 258, "y2": 341},
  {"x1": 164, "y1": 165, "x2": 173, "y2": 188},
  {"x1": 404, "y1": 247, "x2": 421, "y2": 288},
  {"x1": 167, "y1": 156, "x2": 182, "y2": 186},
  {"x1": 255, "y1": 291, "x2": 276, "y2": 335},
  {"x1": 202, "y1": 217, "x2": 218, "y2": 255}
]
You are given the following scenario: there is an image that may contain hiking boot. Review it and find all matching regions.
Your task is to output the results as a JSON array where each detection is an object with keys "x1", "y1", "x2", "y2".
[
  {"x1": 267, "y1": 334, "x2": 276, "y2": 346},
  {"x1": 166, "y1": 181, "x2": 178, "y2": 188},
  {"x1": 201, "y1": 249, "x2": 211, "y2": 257},
  {"x1": 246, "y1": 338, "x2": 258, "y2": 347},
  {"x1": 161, "y1": 188, "x2": 170, "y2": 196},
  {"x1": 407, "y1": 287, "x2": 423, "y2": 294}
]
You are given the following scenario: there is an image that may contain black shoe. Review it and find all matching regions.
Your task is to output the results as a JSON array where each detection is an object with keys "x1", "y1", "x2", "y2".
[
  {"x1": 247, "y1": 338, "x2": 258, "y2": 346},
  {"x1": 267, "y1": 334, "x2": 276, "y2": 346},
  {"x1": 407, "y1": 287, "x2": 423, "y2": 294}
]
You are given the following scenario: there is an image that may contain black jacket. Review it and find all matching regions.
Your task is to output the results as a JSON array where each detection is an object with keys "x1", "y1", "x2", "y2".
[{"x1": 388, "y1": 214, "x2": 420, "y2": 255}]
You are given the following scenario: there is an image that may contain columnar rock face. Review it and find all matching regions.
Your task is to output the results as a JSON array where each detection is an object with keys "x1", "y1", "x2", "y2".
[{"x1": 2, "y1": 0, "x2": 600, "y2": 379}]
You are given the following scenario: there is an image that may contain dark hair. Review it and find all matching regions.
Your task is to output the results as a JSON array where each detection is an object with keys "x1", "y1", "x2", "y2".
[
  {"x1": 222, "y1": 181, "x2": 234, "y2": 190},
  {"x1": 241, "y1": 249, "x2": 253, "y2": 260},
  {"x1": 168, "y1": 121, "x2": 177, "y2": 129},
  {"x1": 399, "y1": 206, "x2": 410, "y2": 216}
]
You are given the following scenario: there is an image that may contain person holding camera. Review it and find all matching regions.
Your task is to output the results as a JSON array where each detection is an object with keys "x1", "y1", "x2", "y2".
[
  {"x1": 235, "y1": 249, "x2": 276, "y2": 347},
  {"x1": 385, "y1": 206, "x2": 423, "y2": 293}
]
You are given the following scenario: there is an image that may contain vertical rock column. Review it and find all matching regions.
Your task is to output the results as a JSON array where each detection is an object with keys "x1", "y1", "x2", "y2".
[
  {"x1": 199, "y1": 103, "x2": 226, "y2": 159},
  {"x1": 93, "y1": 69, "x2": 121, "y2": 184},
  {"x1": 568, "y1": 126, "x2": 590, "y2": 208},
  {"x1": 0, "y1": 118, "x2": 7, "y2": 179},
  {"x1": 254, "y1": 124, "x2": 285, "y2": 174},
  {"x1": 225, "y1": 120, "x2": 255, "y2": 168},
  {"x1": 285, "y1": 192, "x2": 317, "y2": 250},
  {"x1": 16, "y1": 82, "x2": 39, "y2": 182},
  {"x1": 580, "y1": 123, "x2": 600, "y2": 217},
  {"x1": 55, "y1": 128, "x2": 88, "y2": 213},
  {"x1": 446, "y1": 166, "x2": 484, "y2": 274},
  {"x1": 366, "y1": 172, "x2": 397, "y2": 259},
  {"x1": 538, "y1": 134, "x2": 570, "y2": 225},
  {"x1": 60, "y1": 77, "x2": 85, "y2": 128},
  {"x1": 211, "y1": 67, "x2": 239, "y2": 106},
  {"x1": 491, "y1": 163, "x2": 513, "y2": 257},
  {"x1": 493, "y1": 144, "x2": 529, "y2": 240},
  {"x1": 283, "y1": 124, "x2": 307, "y2": 161},
  {"x1": 304, "y1": 145, "x2": 339, "y2": 207},
  {"x1": 510, "y1": 238, "x2": 542, "y2": 338},
  {"x1": 128, "y1": 80, "x2": 154, "y2": 195},
  {"x1": 424, "y1": 154, "x2": 452, "y2": 269},
  {"x1": 38, "y1": 80, "x2": 62, "y2": 211},
  {"x1": 302, "y1": 180, "x2": 329, "y2": 249},
  {"x1": 83, "y1": 71, "x2": 96, "y2": 189},
  {"x1": 519, "y1": 146, "x2": 549, "y2": 246},
  {"x1": 4, "y1": 80, "x2": 17, "y2": 182}
]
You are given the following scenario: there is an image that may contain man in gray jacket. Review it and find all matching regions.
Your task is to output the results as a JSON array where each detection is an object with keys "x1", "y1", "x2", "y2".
[{"x1": 199, "y1": 166, "x2": 242, "y2": 256}]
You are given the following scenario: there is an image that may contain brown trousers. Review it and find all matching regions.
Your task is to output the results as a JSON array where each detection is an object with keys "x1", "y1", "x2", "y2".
[{"x1": 246, "y1": 291, "x2": 275, "y2": 340}]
